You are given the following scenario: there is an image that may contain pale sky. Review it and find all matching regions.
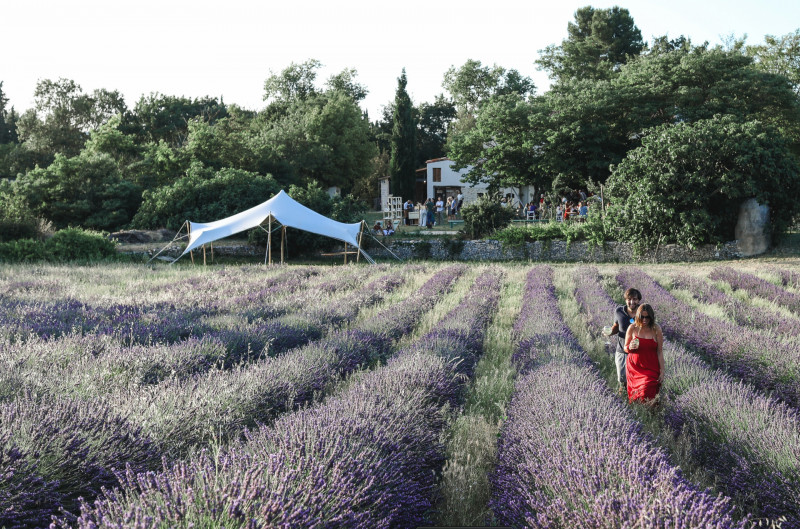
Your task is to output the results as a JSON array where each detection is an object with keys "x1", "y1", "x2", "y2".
[{"x1": 2, "y1": 0, "x2": 799, "y2": 119}]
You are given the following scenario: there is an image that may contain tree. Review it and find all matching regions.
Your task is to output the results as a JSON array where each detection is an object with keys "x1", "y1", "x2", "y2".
[
  {"x1": 12, "y1": 152, "x2": 141, "y2": 230},
  {"x1": 605, "y1": 116, "x2": 800, "y2": 251},
  {"x1": 15, "y1": 79, "x2": 127, "y2": 159},
  {"x1": 747, "y1": 29, "x2": 800, "y2": 96},
  {"x1": 263, "y1": 59, "x2": 323, "y2": 104},
  {"x1": 132, "y1": 168, "x2": 280, "y2": 229},
  {"x1": 415, "y1": 95, "x2": 456, "y2": 167},
  {"x1": 130, "y1": 93, "x2": 228, "y2": 148},
  {"x1": 0, "y1": 81, "x2": 18, "y2": 145},
  {"x1": 389, "y1": 69, "x2": 416, "y2": 200},
  {"x1": 452, "y1": 42, "x2": 800, "y2": 195},
  {"x1": 448, "y1": 93, "x2": 542, "y2": 191},
  {"x1": 325, "y1": 68, "x2": 368, "y2": 102},
  {"x1": 442, "y1": 60, "x2": 533, "y2": 116},
  {"x1": 537, "y1": 6, "x2": 644, "y2": 83}
]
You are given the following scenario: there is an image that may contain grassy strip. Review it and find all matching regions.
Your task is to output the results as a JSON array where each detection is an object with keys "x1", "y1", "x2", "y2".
[{"x1": 435, "y1": 265, "x2": 525, "y2": 526}]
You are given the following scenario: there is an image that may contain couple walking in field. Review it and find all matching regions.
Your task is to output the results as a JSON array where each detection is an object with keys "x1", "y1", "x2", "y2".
[{"x1": 606, "y1": 288, "x2": 665, "y2": 406}]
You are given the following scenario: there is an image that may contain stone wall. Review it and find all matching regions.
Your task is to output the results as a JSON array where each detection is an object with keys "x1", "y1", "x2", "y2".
[{"x1": 363, "y1": 239, "x2": 745, "y2": 263}]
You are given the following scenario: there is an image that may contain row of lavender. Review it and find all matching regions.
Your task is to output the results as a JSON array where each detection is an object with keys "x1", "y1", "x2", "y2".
[
  {"x1": 710, "y1": 266, "x2": 800, "y2": 315},
  {"x1": 0, "y1": 266, "x2": 368, "y2": 349},
  {"x1": 617, "y1": 267, "x2": 800, "y2": 409},
  {"x1": 575, "y1": 266, "x2": 800, "y2": 526},
  {"x1": 670, "y1": 272, "x2": 800, "y2": 337},
  {"x1": 0, "y1": 265, "x2": 463, "y2": 527},
  {"x1": 491, "y1": 266, "x2": 746, "y2": 528},
  {"x1": 1, "y1": 265, "x2": 398, "y2": 401},
  {"x1": 62, "y1": 269, "x2": 503, "y2": 528},
  {"x1": 97, "y1": 265, "x2": 465, "y2": 456}
]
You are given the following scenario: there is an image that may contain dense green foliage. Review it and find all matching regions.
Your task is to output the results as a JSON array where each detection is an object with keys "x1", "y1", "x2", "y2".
[
  {"x1": 1, "y1": 17, "x2": 799, "y2": 253},
  {"x1": 132, "y1": 168, "x2": 281, "y2": 230},
  {"x1": 605, "y1": 116, "x2": 800, "y2": 252},
  {"x1": 0, "y1": 182, "x2": 42, "y2": 242},
  {"x1": 0, "y1": 228, "x2": 117, "y2": 262},
  {"x1": 493, "y1": 209, "x2": 609, "y2": 248},
  {"x1": 537, "y1": 6, "x2": 644, "y2": 82},
  {"x1": 446, "y1": 16, "x2": 800, "y2": 247},
  {"x1": 460, "y1": 197, "x2": 516, "y2": 239}
]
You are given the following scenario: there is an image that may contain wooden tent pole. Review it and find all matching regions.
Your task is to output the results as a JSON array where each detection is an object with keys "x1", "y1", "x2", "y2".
[
  {"x1": 344, "y1": 242, "x2": 348, "y2": 264},
  {"x1": 281, "y1": 226, "x2": 285, "y2": 264},
  {"x1": 267, "y1": 215, "x2": 272, "y2": 266},
  {"x1": 188, "y1": 221, "x2": 194, "y2": 265},
  {"x1": 210, "y1": 242, "x2": 214, "y2": 263},
  {"x1": 202, "y1": 244, "x2": 207, "y2": 266},
  {"x1": 356, "y1": 221, "x2": 364, "y2": 263}
]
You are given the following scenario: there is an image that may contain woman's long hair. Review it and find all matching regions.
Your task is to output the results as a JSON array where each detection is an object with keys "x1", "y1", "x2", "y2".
[{"x1": 635, "y1": 304, "x2": 656, "y2": 329}]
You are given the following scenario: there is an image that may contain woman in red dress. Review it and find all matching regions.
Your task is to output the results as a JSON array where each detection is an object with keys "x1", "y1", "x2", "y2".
[{"x1": 624, "y1": 304, "x2": 664, "y2": 405}]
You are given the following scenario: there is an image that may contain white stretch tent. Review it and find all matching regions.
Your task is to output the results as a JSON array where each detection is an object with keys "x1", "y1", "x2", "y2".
[{"x1": 176, "y1": 190, "x2": 367, "y2": 261}]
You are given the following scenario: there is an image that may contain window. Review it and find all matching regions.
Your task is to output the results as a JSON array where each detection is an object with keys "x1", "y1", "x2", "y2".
[{"x1": 432, "y1": 168, "x2": 441, "y2": 182}]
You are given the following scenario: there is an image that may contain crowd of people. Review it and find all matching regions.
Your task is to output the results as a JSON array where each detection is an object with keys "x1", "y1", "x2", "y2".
[{"x1": 506, "y1": 189, "x2": 598, "y2": 222}]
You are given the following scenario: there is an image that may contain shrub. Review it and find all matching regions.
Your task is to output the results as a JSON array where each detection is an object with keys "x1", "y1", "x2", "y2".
[
  {"x1": 0, "y1": 228, "x2": 116, "y2": 263},
  {"x1": 605, "y1": 115, "x2": 800, "y2": 253},
  {"x1": 0, "y1": 238, "x2": 51, "y2": 262},
  {"x1": 460, "y1": 196, "x2": 515, "y2": 239},
  {"x1": 493, "y1": 208, "x2": 609, "y2": 248},
  {"x1": 0, "y1": 181, "x2": 42, "y2": 242},
  {"x1": 132, "y1": 167, "x2": 280, "y2": 230},
  {"x1": 45, "y1": 228, "x2": 117, "y2": 261}
]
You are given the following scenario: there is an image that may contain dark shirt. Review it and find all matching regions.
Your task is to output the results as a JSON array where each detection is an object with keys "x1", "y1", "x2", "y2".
[{"x1": 614, "y1": 305, "x2": 636, "y2": 353}]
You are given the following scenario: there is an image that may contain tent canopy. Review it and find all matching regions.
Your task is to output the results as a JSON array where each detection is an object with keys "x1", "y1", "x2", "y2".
[{"x1": 181, "y1": 190, "x2": 362, "y2": 256}]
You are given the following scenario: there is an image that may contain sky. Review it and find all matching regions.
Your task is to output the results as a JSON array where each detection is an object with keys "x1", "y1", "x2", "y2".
[{"x1": 2, "y1": 0, "x2": 799, "y2": 119}]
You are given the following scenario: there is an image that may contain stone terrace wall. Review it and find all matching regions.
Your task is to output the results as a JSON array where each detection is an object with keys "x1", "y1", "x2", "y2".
[{"x1": 122, "y1": 238, "x2": 750, "y2": 263}]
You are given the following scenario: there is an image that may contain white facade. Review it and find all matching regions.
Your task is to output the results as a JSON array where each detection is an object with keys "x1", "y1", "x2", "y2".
[{"x1": 425, "y1": 158, "x2": 536, "y2": 208}]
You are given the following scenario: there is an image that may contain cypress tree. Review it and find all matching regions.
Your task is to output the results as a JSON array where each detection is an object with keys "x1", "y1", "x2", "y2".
[{"x1": 389, "y1": 69, "x2": 416, "y2": 200}]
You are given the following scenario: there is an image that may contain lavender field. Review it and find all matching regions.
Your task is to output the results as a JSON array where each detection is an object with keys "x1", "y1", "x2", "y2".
[{"x1": 1, "y1": 260, "x2": 799, "y2": 528}]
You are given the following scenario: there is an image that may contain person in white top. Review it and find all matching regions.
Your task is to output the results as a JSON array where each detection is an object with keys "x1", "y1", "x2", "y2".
[{"x1": 435, "y1": 197, "x2": 444, "y2": 226}]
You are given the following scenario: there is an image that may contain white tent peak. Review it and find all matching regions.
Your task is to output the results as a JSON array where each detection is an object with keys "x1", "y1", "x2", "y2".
[{"x1": 181, "y1": 189, "x2": 364, "y2": 256}]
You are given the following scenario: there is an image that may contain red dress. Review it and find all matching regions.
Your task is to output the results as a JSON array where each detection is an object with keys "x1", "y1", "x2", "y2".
[{"x1": 625, "y1": 334, "x2": 661, "y2": 402}]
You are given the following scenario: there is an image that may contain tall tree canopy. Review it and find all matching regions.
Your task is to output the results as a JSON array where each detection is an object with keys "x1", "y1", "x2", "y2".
[
  {"x1": 747, "y1": 29, "x2": 800, "y2": 96},
  {"x1": 389, "y1": 69, "x2": 416, "y2": 200},
  {"x1": 537, "y1": 6, "x2": 644, "y2": 83},
  {"x1": 449, "y1": 42, "x2": 800, "y2": 194}
]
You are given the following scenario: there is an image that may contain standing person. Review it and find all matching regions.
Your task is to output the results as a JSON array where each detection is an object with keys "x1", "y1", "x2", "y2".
[
  {"x1": 446, "y1": 196, "x2": 454, "y2": 221},
  {"x1": 425, "y1": 198, "x2": 435, "y2": 229},
  {"x1": 403, "y1": 200, "x2": 413, "y2": 225},
  {"x1": 606, "y1": 288, "x2": 642, "y2": 395},
  {"x1": 435, "y1": 196, "x2": 444, "y2": 226},
  {"x1": 624, "y1": 304, "x2": 664, "y2": 405},
  {"x1": 457, "y1": 191, "x2": 464, "y2": 212}
]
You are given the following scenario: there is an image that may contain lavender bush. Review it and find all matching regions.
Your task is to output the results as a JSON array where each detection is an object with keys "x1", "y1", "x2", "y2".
[
  {"x1": 617, "y1": 267, "x2": 800, "y2": 408},
  {"x1": 576, "y1": 266, "x2": 800, "y2": 525},
  {"x1": 670, "y1": 273, "x2": 800, "y2": 337},
  {"x1": 0, "y1": 392, "x2": 160, "y2": 526},
  {"x1": 491, "y1": 265, "x2": 746, "y2": 528},
  {"x1": 710, "y1": 266, "x2": 800, "y2": 315},
  {"x1": 770, "y1": 266, "x2": 800, "y2": 290},
  {"x1": 66, "y1": 270, "x2": 502, "y2": 528}
]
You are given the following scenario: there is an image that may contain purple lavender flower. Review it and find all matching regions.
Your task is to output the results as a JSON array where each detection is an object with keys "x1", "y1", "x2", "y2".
[{"x1": 492, "y1": 265, "x2": 746, "y2": 528}]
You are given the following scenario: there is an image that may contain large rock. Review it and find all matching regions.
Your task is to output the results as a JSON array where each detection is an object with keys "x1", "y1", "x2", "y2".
[{"x1": 735, "y1": 198, "x2": 770, "y2": 256}]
